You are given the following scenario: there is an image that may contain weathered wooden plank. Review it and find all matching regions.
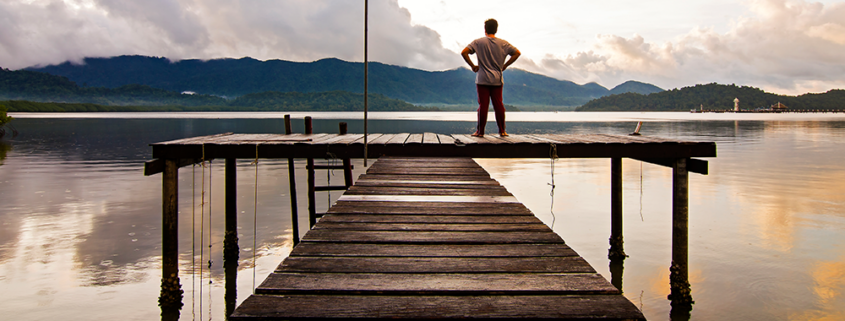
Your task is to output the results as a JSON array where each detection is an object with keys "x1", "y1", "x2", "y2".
[
  {"x1": 356, "y1": 174, "x2": 498, "y2": 182},
  {"x1": 438, "y1": 134, "x2": 458, "y2": 145},
  {"x1": 231, "y1": 295, "x2": 646, "y2": 320},
  {"x1": 424, "y1": 132, "x2": 441, "y2": 145},
  {"x1": 289, "y1": 243, "x2": 578, "y2": 257},
  {"x1": 256, "y1": 273, "x2": 619, "y2": 295},
  {"x1": 386, "y1": 133, "x2": 411, "y2": 144},
  {"x1": 336, "y1": 195, "x2": 520, "y2": 203},
  {"x1": 300, "y1": 230, "x2": 564, "y2": 244},
  {"x1": 367, "y1": 161, "x2": 481, "y2": 168},
  {"x1": 153, "y1": 132, "x2": 234, "y2": 145},
  {"x1": 277, "y1": 256, "x2": 594, "y2": 273},
  {"x1": 451, "y1": 134, "x2": 485, "y2": 145},
  {"x1": 364, "y1": 167, "x2": 488, "y2": 175},
  {"x1": 317, "y1": 214, "x2": 543, "y2": 224},
  {"x1": 366, "y1": 133, "x2": 395, "y2": 145},
  {"x1": 352, "y1": 181, "x2": 503, "y2": 189},
  {"x1": 343, "y1": 186, "x2": 513, "y2": 196},
  {"x1": 328, "y1": 202, "x2": 533, "y2": 215},
  {"x1": 312, "y1": 222, "x2": 551, "y2": 232},
  {"x1": 379, "y1": 156, "x2": 476, "y2": 162},
  {"x1": 405, "y1": 133, "x2": 424, "y2": 144},
  {"x1": 349, "y1": 133, "x2": 383, "y2": 144}
]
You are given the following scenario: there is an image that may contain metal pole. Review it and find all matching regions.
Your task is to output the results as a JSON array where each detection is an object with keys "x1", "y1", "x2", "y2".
[{"x1": 363, "y1": 0, "x2": 369, "y2": 166}]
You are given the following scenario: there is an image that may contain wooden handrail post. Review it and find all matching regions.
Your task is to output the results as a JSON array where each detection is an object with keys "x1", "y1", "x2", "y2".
[
  {"x1": 339, "y1": 122, "x2": 353, "y2": 188},
  {"x1": 305, "y1": 117, "x2": 316, "y2": 228},
  {"x1": 284, "y1": 115, "x2": 300, "y2": 245}
]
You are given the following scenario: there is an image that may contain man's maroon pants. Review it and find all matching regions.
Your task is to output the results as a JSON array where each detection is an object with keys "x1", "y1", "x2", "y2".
[{"x1": 476, "y1": 84, "x2": 505, "y2": 134}]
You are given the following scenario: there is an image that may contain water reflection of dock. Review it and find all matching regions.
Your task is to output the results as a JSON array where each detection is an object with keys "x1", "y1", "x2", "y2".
[{"x1": 146, "y1": 126, "x2": 715, "y2": 320}]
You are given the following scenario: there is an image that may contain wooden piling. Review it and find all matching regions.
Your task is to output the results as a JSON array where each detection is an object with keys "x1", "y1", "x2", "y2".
[
  {"x1": 609, "y1": 157, "x2": 626, "y2": 259},
  {"x1": 285, "y1": 115, "x2": 300, "y2": 245},
  {"x1": 224, "y1": 158, "x2": 239, "y2": 260},
  {"x1": 159, "y1": 159, "x2": 183, "y2": 310},
  {"x1": 670, "y1": 158, "x2": 693, "y2": 306},
  {"x1": 223, "y1": 159, "x2": 239, "y2": 317},
  {"x1": 224, "y1": 161, "x2": 239, "y2": 320},
  {"x1": 339, "y1": 122, "x2": 353, "y2": 188},
  {"x1": 305, "y1": 117, "x2": 316, "y2": 228}
]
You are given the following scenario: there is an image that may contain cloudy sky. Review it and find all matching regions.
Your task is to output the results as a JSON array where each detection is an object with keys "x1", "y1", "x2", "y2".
[{"x1": 1, "y1": 0, "x2": 844, "y2": 94}]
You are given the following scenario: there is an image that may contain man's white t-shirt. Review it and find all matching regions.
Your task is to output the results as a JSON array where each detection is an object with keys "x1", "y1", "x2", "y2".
[{"x1": 466, "y1": 36, "x2": 518, "y2": 86}]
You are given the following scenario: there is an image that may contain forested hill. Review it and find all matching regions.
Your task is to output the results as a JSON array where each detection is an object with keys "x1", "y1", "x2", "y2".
[
  {"x1": 577, "y1": 83, "x2": 845, "y2": 111},
  {"x1": 25, "y1": 55, "x2": 662, "y2": 106},
  {"x1": 0, "y1": 68, "x2": 426, "y2": 111}
]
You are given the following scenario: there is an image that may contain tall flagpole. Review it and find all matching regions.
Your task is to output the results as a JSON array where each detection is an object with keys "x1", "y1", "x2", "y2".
[{"x1": 363, "y1": 0, "x2": 369, "y2": 167}]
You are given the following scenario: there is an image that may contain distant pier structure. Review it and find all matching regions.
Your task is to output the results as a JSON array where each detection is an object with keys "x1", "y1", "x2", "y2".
[{"x1": 145, "y1": 118, "x2": 717, "y2": 320}]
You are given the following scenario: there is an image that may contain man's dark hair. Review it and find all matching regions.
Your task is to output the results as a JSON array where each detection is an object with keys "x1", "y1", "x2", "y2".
[{"x1": 484, "y1": 19, "x2": 498, "y2": 35}]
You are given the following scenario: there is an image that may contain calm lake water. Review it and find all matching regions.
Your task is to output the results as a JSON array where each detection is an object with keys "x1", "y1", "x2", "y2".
[{"x1": 1, "y1": 111, "x2": 844, "y2": 320}]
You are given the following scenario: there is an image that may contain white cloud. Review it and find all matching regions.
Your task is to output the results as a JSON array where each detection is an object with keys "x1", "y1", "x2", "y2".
[
  {"x1": 0, "y1": 0, "x2": 460, "y2": 70},
  {"x1": 1, "y1": 0, "x2": 843, "y2": 95},
  {"x1": 512, "y1": 0, "x2": 845, "y2": 94}
]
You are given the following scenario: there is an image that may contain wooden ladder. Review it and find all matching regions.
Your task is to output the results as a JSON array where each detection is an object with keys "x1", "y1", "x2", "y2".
[{"x1": 304, "y1": 117, "x2": 353, "y2": 228}]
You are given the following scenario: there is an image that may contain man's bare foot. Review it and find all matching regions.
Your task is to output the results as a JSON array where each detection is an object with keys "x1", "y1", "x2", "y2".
[
  {"x1": 499, "y1": 132, "x2": 509, "y2": 137},
  {"x1": 471, "y1": 132, "x2": 483, "y2": 137}
]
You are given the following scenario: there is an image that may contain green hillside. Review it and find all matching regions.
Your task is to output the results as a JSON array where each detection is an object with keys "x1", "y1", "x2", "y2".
[
  {"x1": 26, "y1": 55, "x2": 627, "y2": 106},
  {"x1": 577, "y1": 83, "x2": 845, "y2": 111}
]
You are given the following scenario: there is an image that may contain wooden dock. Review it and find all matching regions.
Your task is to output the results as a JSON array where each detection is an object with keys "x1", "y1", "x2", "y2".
[
  {"x1": 146, "y1": 130, "x2": 715, "y2": 318},
  {"x1": 230, "y1": 157, "x2": 645, "y2": 320}
]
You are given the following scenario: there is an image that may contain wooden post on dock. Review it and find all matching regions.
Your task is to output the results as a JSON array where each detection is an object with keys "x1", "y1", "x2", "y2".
[
  {"x1": 305, "y1": 117, "x2": 316, "y2": 228},
  {"x1": 609, "y1": 157, "x2": 626, "y2": 259},
  {"x1": 670, "y1": 158, "x2": 693, "y2": 306},
  {"x1": 159, "y1": 159, "x2": 183, "y2": 311},
  {"x1": 224, "y1": 158, "x2": 239, "y2": 317},
  {"x1": 284, "y1": 115, "x2": 300, "y2": 245}
]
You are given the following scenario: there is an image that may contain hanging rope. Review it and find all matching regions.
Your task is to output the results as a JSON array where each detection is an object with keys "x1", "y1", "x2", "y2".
[
  {"x1": 251, "y1": 144, "x2": 260, "y2": 293},
  {"x1": 206, "y1": 158, "x2": 213, "y2": 321},
  {"x1": 191, "y1": 164, "x2": 196, "y2": 321},
  {"x1": 208, "y1": 158, "x2": 213, "y2": 271},
  {"x1": 199, "y1": 145, "x2": 206, "y2": 321},
  {"x1": 549, "y1": 143, "x2": 558, "y2": 229},
  {"x1": 326, "y1": 150, "x2": 339, "y2": 207}
]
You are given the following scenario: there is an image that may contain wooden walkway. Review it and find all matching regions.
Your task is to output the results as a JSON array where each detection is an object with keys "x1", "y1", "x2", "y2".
[
  {"x1": 230, "y1": 157, "x2": 645, "y2": 320},
  {"x1": 147, "y1": 133, "x2": 715, "y2": 162}
]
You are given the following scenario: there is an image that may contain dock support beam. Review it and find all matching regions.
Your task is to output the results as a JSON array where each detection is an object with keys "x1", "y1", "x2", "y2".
[
  {"x1": 159, "y1": 159, "x2": 183, "y2": 314},
  {"x1": 670, "y1": 158, "x2": 693, "y2": 307},
  {"x1": 609, "y1": 157, "x2": 626, "y2": 259},
  {"x1": 285, "y1": 115, "x2": 300, "y2": 245}
]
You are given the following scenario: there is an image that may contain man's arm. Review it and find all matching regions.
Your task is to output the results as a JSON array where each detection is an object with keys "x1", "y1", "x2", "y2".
[
  {"x1": 461, "y1": 47, "x2": 479, "y2": 72},
  {"x1": 502, "y1": 49, "x2": 521, "y2": 71}
]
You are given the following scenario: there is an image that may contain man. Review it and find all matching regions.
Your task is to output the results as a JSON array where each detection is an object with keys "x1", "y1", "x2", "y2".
[{"x1": 461, "y1": 18, "x2": 521, "y2": 137}]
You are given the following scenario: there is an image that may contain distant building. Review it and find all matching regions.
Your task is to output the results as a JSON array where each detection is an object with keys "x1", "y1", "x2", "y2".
[
  {"x1": 771, "y1": 102, "x2": 788, "y2": 110},
  {"x1": 734, "y1": 98, "x2": 739, "y2": 112}
]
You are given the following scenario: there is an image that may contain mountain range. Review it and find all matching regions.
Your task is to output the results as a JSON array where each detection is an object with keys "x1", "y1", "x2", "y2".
[{"x1": 23, "y1": 55, "x2": 664, "y2": 106}]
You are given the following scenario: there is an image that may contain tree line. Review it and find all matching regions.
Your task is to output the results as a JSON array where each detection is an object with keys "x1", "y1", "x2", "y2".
[{"x1": 577, "y1": 83, "x2": 845, "y2": 111}]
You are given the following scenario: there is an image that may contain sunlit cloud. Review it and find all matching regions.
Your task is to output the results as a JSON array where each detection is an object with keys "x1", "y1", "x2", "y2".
[{"x1": 1, "y1": 0, "x2": 843, "y2": 95}]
